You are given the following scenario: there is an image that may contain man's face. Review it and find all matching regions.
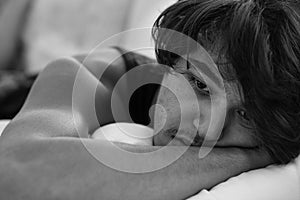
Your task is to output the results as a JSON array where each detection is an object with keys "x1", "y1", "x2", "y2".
[{"x1": 153, "y1": 48, "x2": 259, "y2": 148}]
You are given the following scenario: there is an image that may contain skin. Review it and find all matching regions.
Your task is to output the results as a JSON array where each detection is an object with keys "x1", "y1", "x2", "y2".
[
  {"x1": 0, "y1": 48, "x2": 273, "y2": 200},
  {"x1": 153, "y1": 48, "x2": 260, "y2": 149}
]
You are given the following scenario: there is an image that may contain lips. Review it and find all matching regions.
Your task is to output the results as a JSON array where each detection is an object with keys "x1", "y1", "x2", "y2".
[
  {"x1": 163, "y1": 128, "x2": 222, "y2": 147},
  {"x1": 159, "y1": 127, "x2": 259, "y2": 149}
]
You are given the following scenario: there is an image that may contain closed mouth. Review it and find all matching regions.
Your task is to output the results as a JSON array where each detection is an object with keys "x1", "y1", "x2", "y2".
[
  {"x1": 214, "y1": 144, "x2": 260, "y2": 150},
  {"x1": 165, "y1": 128, "x2": 259, "y2": 149}
]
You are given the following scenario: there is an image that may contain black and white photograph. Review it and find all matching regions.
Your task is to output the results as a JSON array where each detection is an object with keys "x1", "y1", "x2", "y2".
[{"x1": 0, "y1": 0, "x2": 299, "y2": 199}]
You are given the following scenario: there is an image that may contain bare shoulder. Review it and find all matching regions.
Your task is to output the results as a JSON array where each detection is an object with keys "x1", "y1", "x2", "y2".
[{"x1": 72, "y1": 47, "x2": 127, "y2": 79}]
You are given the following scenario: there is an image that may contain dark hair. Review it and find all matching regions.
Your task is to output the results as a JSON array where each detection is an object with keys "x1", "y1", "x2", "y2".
[{"x1": 152, "y1": 0, "x2": 300, "y2": 164}]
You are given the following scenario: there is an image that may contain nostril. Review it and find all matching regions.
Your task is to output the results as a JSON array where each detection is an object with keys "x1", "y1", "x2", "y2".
[{"x1": 192, "y1": 134, "x2": 204, "y2": 146}]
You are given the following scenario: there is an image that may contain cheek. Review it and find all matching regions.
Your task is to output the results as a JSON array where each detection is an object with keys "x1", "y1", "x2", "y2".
[
  {"x1": 153, "y1": 87, "x2": 181, "y2": 133},
  {"x1": 153, "y1": 73, "x2": 200, "y2": 129},
  {"x1": 218, "y1": 121, "x2": 258, "y2": 147},
  {"x1": 153, "y1": 73, "x2": 203, "y2": 145}
]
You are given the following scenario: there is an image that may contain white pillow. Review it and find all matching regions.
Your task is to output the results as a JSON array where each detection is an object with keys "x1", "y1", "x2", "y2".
[
  {"x1": 91, "y1": 122, "x2": 154, "y2": 146},
  {"x1": 188, "y1": 155, "x2": 300, "y2": 200},
  {"x1": 0, "y1": 120, "x2": 10, "y2": 136}
]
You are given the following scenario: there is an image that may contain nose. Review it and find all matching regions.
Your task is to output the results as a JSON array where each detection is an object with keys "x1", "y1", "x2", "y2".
[{"x1": 192, "y1": 95, "x2": 227, "y2": 142}]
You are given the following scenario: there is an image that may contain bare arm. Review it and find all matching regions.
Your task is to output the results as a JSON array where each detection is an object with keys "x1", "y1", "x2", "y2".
[
  {"x1": 0, "y1": 50, "x2": 272, "y2": 199},
  {"x1": 0, "y1": 137, "x2": 264, "y2": 200}
]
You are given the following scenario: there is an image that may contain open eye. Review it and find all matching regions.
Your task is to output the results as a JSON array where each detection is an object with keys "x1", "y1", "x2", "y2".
[
  {"x1": 237, "y1": 109, "x2": 250, "y2": 121},
  {"x1": 185, "y1": 59, "x2": 210, "y2": 95},
  {"x1": 193, "y1": 78, "x2": 210, "y2": 94}
]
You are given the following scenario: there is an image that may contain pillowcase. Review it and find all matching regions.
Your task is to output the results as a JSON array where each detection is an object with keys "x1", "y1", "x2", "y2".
[
  {"x1": 91, "y1": 122, "x2": 153, "y2": 145},
  {"x1": 0, "y1": 120, "x2": 10, "y2": 136},
  {"x1": 188, "y1": 155, "x2": 300, "y2": 200}
]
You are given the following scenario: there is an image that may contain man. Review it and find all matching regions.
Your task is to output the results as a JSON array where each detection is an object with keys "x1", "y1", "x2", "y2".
[{"x1": 0, "y1": 0, "x2": 299, "y2": 199}]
